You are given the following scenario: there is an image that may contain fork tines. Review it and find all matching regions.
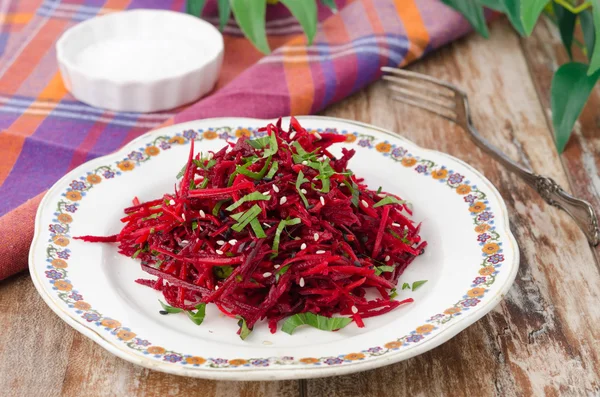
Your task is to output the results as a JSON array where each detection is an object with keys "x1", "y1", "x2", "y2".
[{"x1": 381, "y1": 66, "x2": 458, "y2": 121}]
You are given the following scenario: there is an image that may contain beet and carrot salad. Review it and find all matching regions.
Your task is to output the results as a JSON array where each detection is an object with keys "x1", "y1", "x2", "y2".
[{"x1": 76, "y1": 118, "x2": 426, "y2": 339}]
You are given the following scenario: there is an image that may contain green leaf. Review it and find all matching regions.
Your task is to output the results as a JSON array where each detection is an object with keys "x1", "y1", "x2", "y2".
[
  {"x1": 231, "y1": 204, "x2": 262, "y2": 232},
  {"x1": 374, "y1": 265, "x2": 394, "y2": 276},
  {"x1": 521, "y1": 0, "x2": 550, "y2": 35},
  {"x1": 280, "y1": 0, "x2": 317, "y2": 44},
  {"x1": 231, "y1": 0, "x2": 270, "y2": 54},
  {"x1": 295, "y1": 171, "x2": 310, "y2": 207},
  {"x1": 212, "y1": 199, "x2": 228, "y2": 216},
  {"x1": 186, "y1": 0, "x2": 207, "y2": 16},
  {"x1": 281, "y1": 313, "x2": 352, "y2": 335},
  {"x1": 588, "y1": 0, "x2": 600, "y2": 75},
  {"x1": 272, "y1": 218, "x2": 301, "y2": 255},
  {"x1": 159, "y1": 300, "x2": 183, "y2": 314},
  {"x1": 186, "y1": 303, "x2": 206, "y2": 325},
  {"x1": 226, "y1": 191, "x2": 271, "y2": 212},
  {"x1": 389, "y1": 288, "x2": 398, "y2": 299},
  {"x1": 552, "y1": 2, "x2": 576, "y2": 59},
  {"x1": 213, "y1": 266, "x2": 234, "y2": 279},
  {"x1": 551, "y1": 62, "x2": 600, "y2": 152},
  {"x1": 275, "y1": 264, "x2": 291, "y2": 282},
  {"x1": 372, "y1": 196, "x2": 406, "y2": 208},
  {"x1": 442, "y1": 0, "x2": 489, "y2": 38},
  {"x1": 401, "y1": 282, "x2": 410, "y2": 290},
  {"x1": 237, "y1": 316, "x2": 252, "y2": 340},
  {"x1": 580, "y1": 9, "x2": 596, "y2": 61},
  {"x1": 411, "y1": 280, "x2": 428, "y2": 291},
  {"x1": 479, "y1": 0, "x2": 526, "y2": 35},
  {"x1": 265, "y1": 161, "x2": 279, "y2": 179},
  {"x1": 176, "y1": 163, "x2": 187, "y2": 179},
  {"x1": 263, "y1": 132, "x2": 279, "y2": 158},
  {"x1": 249, "y1": 218, "x2": 267, "y2": 238},
  {"x1": 217, "y1": 0, "x2": 231, "y2": 31},
  {"x1": 320, "y1": 0, "x2": 337, "y2": 11}
]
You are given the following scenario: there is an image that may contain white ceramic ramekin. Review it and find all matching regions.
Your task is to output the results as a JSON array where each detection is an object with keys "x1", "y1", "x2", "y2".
[{"x1": 56, "y1": 9, "x2": 223, "y2": 113}]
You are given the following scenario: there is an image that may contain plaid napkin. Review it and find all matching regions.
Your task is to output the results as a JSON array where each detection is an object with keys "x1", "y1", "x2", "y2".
[{"x1": 0, "y1": 0, "x2": 472, "y2": 280}]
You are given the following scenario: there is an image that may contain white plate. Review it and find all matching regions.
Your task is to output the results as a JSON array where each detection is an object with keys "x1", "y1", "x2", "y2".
[{"x1": 29, "y1": 116, "x2": 519, "y2": 380}]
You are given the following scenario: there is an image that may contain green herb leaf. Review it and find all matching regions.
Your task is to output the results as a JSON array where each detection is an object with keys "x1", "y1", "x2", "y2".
[
  {"x1": 249, "y1": 218, "x2": 267, "y2": 238},
  {"x1": 199, "y1": 177, "x2": 209, "y2": 189},
  {"x1": 272, "y1": 218, "x2": 301, "y2": 255},
  {"x1": 441, "y1": 0, "x2": 488, "y2": 38},
  {"x1": 231, "y1": 204, "x2": 262, "y2": 232},
  {"x1": 587, "y1": 1, "x2": 600, "y2": 75},
  {"x1": 217, "y1": 0, "x2": 231, "y2": 31},
  {"x1": 192, "y1": 221, "x2": 199, "y2": 231},
  {"x1": 186, "y1": 0, "x2": 207, "y2": 17},
  {"x1": 132, "y1": 248, "x2": 143, "y2": 259},
  {"x1": 279, "y1": 0, "x2": 317, "y2": 45},
  {"x1": 389, "y1": 288, "x2": 398, "y2": 299},
  {"x1": 411, "y1": 280, "x2": 428, "y2": 291},
  {"x1": 275, "y1": 264, "x2": 290, "y2": 282},
  {"x1": 213, "y1": 266, "x2": 234, "y2": 279},
  {"x1": 373, "y1": 196, "x2": 406, "y2": 208},
  {"x1": 176, "y1": 163, "x2": 187, "y2": 179},
  {"x1": 521, "y1": 0, "x2": 550, "y2": 36},
  {"x1": 552, "y1": 2, "x2": 576, "y2": 59},
  {"x1": 376, "y1": 186, "x2": 382, "y2": 194},
  {"x1": 236, "y1": 156, "x2": 272, "y2": 180},
  {"x1": 186, "y1": 303, "x2": 206, "y2": 325},
  {"x1": 159, "y1": 300, "x2": 183, "y2": 314},
  {"x1": 265, "y1": 161, "x2": 279, "y2": 179},
  {"x1": 212, "y1": 199, "x2": 228, "y2": 216},
  {"x1": 237, "y1": 316, "x2": 253, "y2": 340},
  {"x1": 551, "y1": 62, "x2": 600, "y2": 153},
  {"x1": 580, "y1": 9, "x2": 595, "y2": 61},
  {"x1": 226, "y1": 191, "x2": 270, "y2": 212},
  {"x1": 282, "y1": 313, "x2": 352, "y2": 335},
  {"x1": 141, "y1": 212, "x2": 162, "y2": 221},
  {"x1": 248, "y1": 136, "x2": 271, "y2": 149},
  {"x1": 374, "y1": 265, "x2": 395, "y2": 276},
  {"x1": 230, "y1": 0, "x2": 270, "y2": 54},
  {"x1": 296, "y1": 171, "x2": 310, "y2": 208},
  {"x1": 401, "y1": 282, "x2": 410, "y2": 290},
  {"x1": 263, "y1": 132, "x2": 279, "y2": 157}
]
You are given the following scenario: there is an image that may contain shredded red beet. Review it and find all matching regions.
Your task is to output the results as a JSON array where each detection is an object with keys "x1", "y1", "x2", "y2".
[{"x1": 77, "y1": 118, "x2": 426, "y2": 336}]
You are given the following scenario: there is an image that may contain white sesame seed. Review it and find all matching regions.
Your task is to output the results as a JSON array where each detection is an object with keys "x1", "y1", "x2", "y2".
[
  {"x1": 181, "y1": 213, "x2": 186, "y2": 220},
  {"x1": 229, "y1": 239, "x2": 238, "y2": 245},
  {"x1": 302, "y1": 160, "x2": 308, "y2": 165},
  {"x1": 263, "y1": 191, "x2": 270, "y2": 197},
  {"x1": 280, "y1": 196, "x2": 287, "y2": 205},
  {"x1": 274, "y1": 265, "x2": 280, "y2": 269},
  {"x1": 199, "y1": 210, "x2": 206, "y2": 218},
  {"x1": 351, "y1": 306, "x2": 358, "y2": 314},
  {"x1": 216, "y1": 249, "x2": 224, "y2": 255},
  {"x1": 289, "y1": 131, "x2": 297, "y2": 140},
  {"x1": 169, "y1": 199, "x2": 175, "y2": 206},
  {"x1": 301, "y1": 188, "x2": 307, "y2": 194},
  {"x1": 361, "y1": 199, "x2": 369, "y2": 207},
  {"x1": 320, "y1": 196, "x2": 325, "y2": 206},
  {"x1": 263, "y1": 223, "x2": 272, "y2": 228},
  {"x1": 385, "y1": 255, "x2": 391, "y2": 262},
  {"x1": 215, "y1": 285, "x2": 219, "y2": 290},
  {"x1": 217, "y1": 240, "x2": 225, "y2": 246},
  {"x1": 181, "y1": 240, "x2": 189, "y2": 245},
  {"x1": 314, "y1": 132, "x2": 322, "y2": 140},
  {"x1": 273, "y1": 185, "x2": 280, "y2": 193},
  {"x1": 316, "y1": 250, "x2": 326, "y2": 254},
  {"x1": 299, "y1": 277, "x2": 305, "y2": 287},
  {"x1": 314, "y1": 233, "x2": 319, "y2": 241},
  {"x1": 263, "y1": 272, "x2": 272, "y2": 278},
  {"x1": 378, "y1": 193, "x2": 386, "y2": 198},
  {"x1": 300, "y1": 243, "x2": 307, "y2": 250},
  {"x1": 392, "y1": 222, "x2": 400, "y2": 227},
  {"x1": 207, "y1": 152, "x2": 214, "y2": 160},
  {"x1": 198, "y1": 175, "x2": 204, "y2": 180}
]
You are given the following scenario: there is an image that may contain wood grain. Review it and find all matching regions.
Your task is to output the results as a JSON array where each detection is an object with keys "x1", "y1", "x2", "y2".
[{"x1": 2, "y1": 18, "x2": 600, "y2": 397}]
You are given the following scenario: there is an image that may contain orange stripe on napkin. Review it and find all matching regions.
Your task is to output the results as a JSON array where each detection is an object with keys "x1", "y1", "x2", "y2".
[
  {"x1": 393, "y1": 0, "x2": 429, "y2": 65},
  {"x1": 283, "y1": 37, "x2": 315, "y2": 115}
]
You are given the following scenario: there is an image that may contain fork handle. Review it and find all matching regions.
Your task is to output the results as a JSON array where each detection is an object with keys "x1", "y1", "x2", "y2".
[{"x1": 466, "y1": 124, "x2": 600, "y2": 246}]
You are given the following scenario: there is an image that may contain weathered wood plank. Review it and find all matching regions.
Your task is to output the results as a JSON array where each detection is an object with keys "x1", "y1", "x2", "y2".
[
  {"x1": 519, "y1": 17, "x2": 600, "y2": 260},
  {"x1": 308, "y1": 20, "x2": 600, "y2": 396},
  {"x1": 0, "y1": 273, "x2": 298, "y2": 397}
]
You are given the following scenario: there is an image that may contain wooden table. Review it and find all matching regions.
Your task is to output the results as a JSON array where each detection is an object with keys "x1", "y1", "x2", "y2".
[{"x1": 2, "y1": 19, "x2": 599, "y2": 396}]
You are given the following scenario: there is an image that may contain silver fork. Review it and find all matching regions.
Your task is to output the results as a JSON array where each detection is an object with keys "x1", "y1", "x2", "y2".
[{"x1": 381, "y1": 66, "x2": 600, "y2": 246}]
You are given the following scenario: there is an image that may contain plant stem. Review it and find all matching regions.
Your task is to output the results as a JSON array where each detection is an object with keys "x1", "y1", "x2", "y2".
[
  {"x1": 544, "y1": 10, "x2": 588, "y2": 53},
  {"x1": 554, "y1": 0, "x2": 591, "y2": 14}
]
